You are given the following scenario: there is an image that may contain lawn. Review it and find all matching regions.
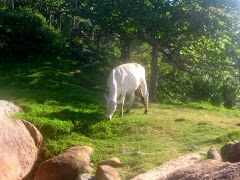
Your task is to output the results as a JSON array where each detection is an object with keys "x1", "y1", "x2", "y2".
[{"x1": 0, "y1": 58, "x2": 240, "y2": 179}]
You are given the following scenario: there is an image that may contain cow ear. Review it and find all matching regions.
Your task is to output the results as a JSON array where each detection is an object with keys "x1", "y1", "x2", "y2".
[
  {"x1": 117, "y1": 98, "x2": 123, "y2": 104},
  {"x1": 104, "y1": 93, "x2": 109, "y2": 101}
]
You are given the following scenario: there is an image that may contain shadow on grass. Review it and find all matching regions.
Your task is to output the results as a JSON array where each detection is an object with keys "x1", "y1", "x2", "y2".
[
  {"x1": 47, "y1": 109, "x2": 105, "y2": 132},
  {"x1": 159, "y1": 100, "x2": 221, "y2": 111},
  {"x1": 27, "y1": 106, "x2": 107, "y2": 140},
  {"x1": 39, "y1": 108, "x2": 113, "y2": 140}
]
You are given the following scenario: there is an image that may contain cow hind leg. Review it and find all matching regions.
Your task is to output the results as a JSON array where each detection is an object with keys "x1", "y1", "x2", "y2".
[
  {"x1": 137, "y1": 88, "x2": 148, "y2": 114},
  {"x1": 139, "y1": 81, "x2": 149, "y2": 114}
]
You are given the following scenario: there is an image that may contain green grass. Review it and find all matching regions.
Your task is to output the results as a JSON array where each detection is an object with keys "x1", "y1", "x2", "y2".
[{"x1": 0, "y1": 58, "x2": 240, "y2": 179}]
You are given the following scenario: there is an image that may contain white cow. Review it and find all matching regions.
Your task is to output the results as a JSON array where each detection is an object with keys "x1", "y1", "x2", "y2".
[{"x1": 104, "y1": 63, "x2": 149, "y2": 120}]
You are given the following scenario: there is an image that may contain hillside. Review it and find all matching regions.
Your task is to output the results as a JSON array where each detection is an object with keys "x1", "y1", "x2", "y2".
[{"x1": 0, "y1": 58, "x2": 240, "y2": 179}]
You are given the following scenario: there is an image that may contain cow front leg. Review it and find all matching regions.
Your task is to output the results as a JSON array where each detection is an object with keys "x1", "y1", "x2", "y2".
[
  {"x1": 119, "y1": 97, "x2": 125, "y2": 117},
  {"x1": 126, "y1": 92, "x2": 135, "y2": 113}
]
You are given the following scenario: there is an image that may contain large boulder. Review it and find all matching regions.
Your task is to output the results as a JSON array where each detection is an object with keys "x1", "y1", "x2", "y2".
[
  {"x1": 131, "y1": 153, "x2": 201, "y2": 180},
  {"x1": 167, "y1": 160, "x2": 240, "y2": 180},
  {"x1": 34, "y1": 146, "x2": 93, "y2": 180},
  {"x1": 196, "y1": 162, "x2": 240, "y2": 179},
  {"x1": 221, "y1": 142, "x2": 234, "y2": 161},
  {"x1": 0, "y1": 111, "x2": 43, "y2": 180},
  {"x1": 221, "y1": 142, "x2": 240, "y2": 163},
  {"x1": 167, "y1": 159, "x2": 225, "y2": 179},
  {"x1": 95, "y1": 165, "x2": 121, "y2": 180},
  {"x1": 131, "y1": 151, "x2": 240, "y2": 180},
  {"x1": 0, "y1": 100, "x2": 22, "y2": 116}
]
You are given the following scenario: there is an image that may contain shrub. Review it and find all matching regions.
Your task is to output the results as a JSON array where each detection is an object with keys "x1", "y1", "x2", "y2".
[
  {"x1": 0, "y1": 9, "x2": 67, "y2": 60},
  {"x1": 157, "y1": 65, "x2": 239, "y2": 108}
]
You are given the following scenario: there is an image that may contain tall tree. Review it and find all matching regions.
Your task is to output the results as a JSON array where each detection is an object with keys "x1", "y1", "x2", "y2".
[{"x1": 131, "y1": 0, "x2": 240, "y2": 102}]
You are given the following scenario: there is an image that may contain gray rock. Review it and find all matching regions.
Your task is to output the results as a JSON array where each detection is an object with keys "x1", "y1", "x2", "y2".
[
  {"x1": 120, "y1": 147, "x2": 134, "y2": 154},
  {"x1": 136, "y1": 151, "x2": 148, "y2": 156},
  {"x1": 221, "y1": 142, "x2": 234, "y2": 161},
  {"x1": 226, "y1": 142, "x2": 240, "y2": 163},
  {"x1": 199, "y1": 151, "x2": 207, "y2": 156},
  {"x1": 207, "y1": 147, "x2": 221, "y2": 161}
]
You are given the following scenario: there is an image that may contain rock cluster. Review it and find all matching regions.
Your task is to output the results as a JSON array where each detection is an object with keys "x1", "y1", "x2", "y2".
[
  {"x1": 0, "y1": 102, "x2": 42, "y2": 180},
  {"x1": 0, "y1": 101, "x2": 122, "y2": 180},
  {"x1": 2, "y1": 100, "x2": 240, "y2": 180},
  {"x1": 34, "y1": 146, "x2": 122, "y2": 180},
  {"x1": 131, "y1": 143, "x2": 240, "y2": 180},
  {"x1": 34, "y1": 146, "x2": 93, "y2": 180}
]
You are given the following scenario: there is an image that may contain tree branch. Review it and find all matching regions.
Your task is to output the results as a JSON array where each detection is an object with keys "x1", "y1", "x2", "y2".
[{"x1": 136, "y1": 26, "x2": 159, "y2": 46}]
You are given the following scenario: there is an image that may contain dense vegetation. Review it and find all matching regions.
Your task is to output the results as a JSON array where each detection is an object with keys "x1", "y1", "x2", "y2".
[
  {"x1": 0, "y1": 0, "x2": 240, "y2": 179},
  {"x1": 0, "y1": 0, "x2": 239, "y2": 107}
]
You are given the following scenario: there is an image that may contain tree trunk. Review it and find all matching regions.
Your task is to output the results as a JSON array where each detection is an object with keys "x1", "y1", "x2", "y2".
[
  {"x1": 49, "y1": 13, "x2": 53, "y2": 27},
  {"x1": 136, "y1": 26, "x2": 160, "y2": 103},
  {"x1": 120, "y1": 33, "x2": 131, "y2": 62},
  {"x1": 149, "y1": 44, "x2": 159, "y2": 103},
  {"x1": 95, "y1": 29, "x2": 102, "y2": 50},
  {"x1": 68, "y1": 18, "x2": 73, "y2": 46},
  {"x1": 9, "y1": 0, "x2": 14, "y2": 9}
]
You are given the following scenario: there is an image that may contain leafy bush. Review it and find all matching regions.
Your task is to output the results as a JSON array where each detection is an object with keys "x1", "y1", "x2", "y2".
[
  {"x1": 222, "y1": 84, "x2": 239, "y2": 108},
  {"x1": 157, "y1": 64, "x2": 239, "y2": 108},
  {"x1": 191, "y1": 79, "x2": 223, "y2": 106},
  {"x1": 0, "y1": 9, "x2": 67, "y2": 60}
]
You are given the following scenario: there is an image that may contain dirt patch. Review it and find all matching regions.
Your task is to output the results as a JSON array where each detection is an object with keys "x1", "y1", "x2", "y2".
[{"x1": 175, "y1": 118, "x2": 185, "y2": 122}]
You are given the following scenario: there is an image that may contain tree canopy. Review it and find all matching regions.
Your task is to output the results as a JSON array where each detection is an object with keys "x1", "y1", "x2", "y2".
[{"x1": 0, "y1": 0, "x2": 239, "y2": 107}]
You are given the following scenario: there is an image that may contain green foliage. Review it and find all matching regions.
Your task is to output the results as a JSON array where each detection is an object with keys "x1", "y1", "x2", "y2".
[
  {"x1": 158, "y1": 62, "x2": 240, "y2": 108},
  {"x1": 191, "y1": 78, "x2": 223, "y2": 106},
  {"x1": 0, "y1": 9, "x2": 67, "y2": 60},
  {"x1": 88, "y1": 121, "x2": 113, "y2": 139},
  {"x1": 0, "y1": 1, "x2": 240, "y2": 178}
]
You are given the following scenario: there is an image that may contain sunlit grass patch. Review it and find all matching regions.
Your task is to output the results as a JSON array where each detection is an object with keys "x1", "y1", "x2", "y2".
[{"x1": 1, "y1": 59, "x2": 240, "y2": 179}]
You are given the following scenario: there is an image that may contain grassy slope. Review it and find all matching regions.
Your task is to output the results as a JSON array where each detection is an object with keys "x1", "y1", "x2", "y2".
[{"x1": 0, "y1": 58, "x2": 240, "y2": 179}]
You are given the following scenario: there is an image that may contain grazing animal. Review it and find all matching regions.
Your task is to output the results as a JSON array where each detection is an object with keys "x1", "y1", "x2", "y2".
[{"x1": 104, "y1": 63, "x2": 149, "y2": 120}]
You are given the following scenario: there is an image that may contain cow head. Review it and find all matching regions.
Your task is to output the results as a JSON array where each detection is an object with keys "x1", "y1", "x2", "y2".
[{"x1": 104, "y1": 93, "x2": 123, "y2": 120}]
